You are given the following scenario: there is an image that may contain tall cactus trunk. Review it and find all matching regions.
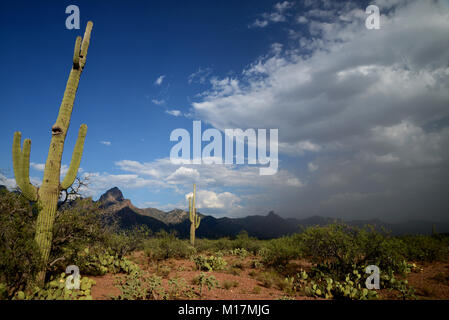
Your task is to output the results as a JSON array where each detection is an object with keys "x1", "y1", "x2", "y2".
[
  {"x1": 189, "y1": 184, "x2": 201, "y2": 247},
  {"x1": 190, "y1": 223, "x2": 196, "y2": 247},
  {"x1": 12, "y1": 22, "x2": 93, "y2": 286}
]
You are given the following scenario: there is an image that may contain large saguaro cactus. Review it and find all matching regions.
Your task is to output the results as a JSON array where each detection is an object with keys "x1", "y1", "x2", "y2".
[
  {"x1": 12, "y1": 21, "x2": 93, "y2": 285},
  {"x1": 189, "y1": 184, "x2": 201, "y2": 246}
]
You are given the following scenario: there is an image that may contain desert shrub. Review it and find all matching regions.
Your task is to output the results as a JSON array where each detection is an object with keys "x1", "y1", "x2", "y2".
[
  {"x1": 115, "y1": 272, "x2": 195, "y2": 300},
  {"x1": 193, "y1": 255, "x2": 227, "y2": 271},
  {"x1": 49, "y1": 199, "x2": 142, "y2": 277},
  {"x1": 168, "y1": 277, "x2": 196, "y2": 299},
  {"x1": 293, "y1": 224, "x2": 419, "y2": 299},
  {"x1": 0, "y1": 189, "x2": 43, "y2": 299},
  {"x1": 158, "y1": 265, "x2": 171, "y2": 278},
  {"x1": 72, "y1": 247, "x2": 140, "y2": 276},
  {"x1": 229, "y1": 248, "x2": 249, "y2": 259},
  {"x1": 192, "y1": 272, "x2": 218, "y2": 297},
  {"x1": 144, "y1": 230, "x2": 195, "y2": 263},
  {"x1": 252, "y1": 286, "x2": 262, "y2": 294},
  {"x1": 400, "y1": 235, "x2": 449, "y2": 262},
  {"x1": 298, "y1": 224, "x2": 406, "y2": 277},
  {"x1": 195, "y1": 237, "x2": 234, "y2": 253},
  {"x1": 222, "y1": 280, "x2": 239, "y2": 290},
  {"x1": 256, "y1": 271, "x2": 280, "y2": 288},
  {"x1": 114, "y1": 269, "x2": 167, "y2": 300},
  {"x1": 194, "y1": 233, "x2": 263, "y2": 254},
  {"x1": 259, "y1": 236, "x2": 300, "y2": 268},
  {"x1": 298, "y1": 224, "x2": 361, "y2": 268},
  {"x1": 49, "y1": 198, "x2": 113, "y2": 274},
  {"x1": 277, "y1": 276, "x2": 296, "y2": 295},
  {"x1": 106, "y1": 226, "x2": 150, "y2": 259},
  {"x1": 232, "y1": 231, "x2": 263, "y2": 254}
]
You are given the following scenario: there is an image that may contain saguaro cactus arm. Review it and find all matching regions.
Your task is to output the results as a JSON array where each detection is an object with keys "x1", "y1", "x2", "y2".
[
  {"x1": 12, "y1": 132, "x2": 38, "y2": 201},
  {"x1": 73, "y1": 36, "x2": 82, "y2": 69},
  {"x1": 79, "y1": 21, "x2": 93, "y2": 69},
  {"x1": 189, "y1": 197, "x2": 192, "y2": 220},
  {"x1": 61, "y1": 124, "x2": 87, "y2": 190},
  {"x1": 196, "y1": 215, "x2": 201, "y2": 228}
]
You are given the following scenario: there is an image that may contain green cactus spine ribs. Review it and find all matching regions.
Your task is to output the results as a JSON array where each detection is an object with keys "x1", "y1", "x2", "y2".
[
  {"x1": 11, "y1": 21, "x2": 93, "y2": 286},
  {"x1": 189, "y1": 184, "x2": 201, "y2": 247}
]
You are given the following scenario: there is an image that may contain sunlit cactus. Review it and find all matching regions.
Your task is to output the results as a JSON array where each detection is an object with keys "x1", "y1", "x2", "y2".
[
  {"x1": 11, "y1": 21, "x2": 93, "y2": 285},
  {"x1": 189, "y1": 184, "x2": 201, "y2": 246}
]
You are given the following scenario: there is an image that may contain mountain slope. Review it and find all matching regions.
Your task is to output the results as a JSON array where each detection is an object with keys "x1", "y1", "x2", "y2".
[{"x1": 96, "y1": 187, "x2": 449, "y2": 237}]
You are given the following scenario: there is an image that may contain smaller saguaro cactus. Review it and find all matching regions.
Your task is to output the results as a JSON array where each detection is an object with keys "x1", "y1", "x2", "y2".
[{"x1": 189, "y1": 184, "x2": 201, "y2": 246}]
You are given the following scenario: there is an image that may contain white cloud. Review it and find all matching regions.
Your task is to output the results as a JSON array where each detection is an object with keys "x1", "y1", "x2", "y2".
[
  {"x1": 30, "y1": 162, "x2": 45, "y2": 171},
  {"x1": 251, "y1": 19, "x2": 269, "y2": 28},
  {"x1": 185, "y1": 189, "x2": 241, "y2": 209},
  {"x1": 152, "y1": 99, "x2": 165, "y2": 106},
  {"x1": 154, "y1": 75, "x2": 165, "y2": 86},
  {"x1": 165, "y1": 110, "x2": 182, "y2": 117},
  {"x1": 297, "y1": 16, "x2": 308, "y2": 24},
  {"x1": 308, "y1": 162, "x2": 319, "y2": 172},
  {"x1": 115, "y1": 160, "x2": 161, "y2": 177},
  {"x1": 0, "y1": 173, "x2": 16, "y2": 189},
  {"x1": 188, "y1": 67, "x2": 213, "y2": 84},
  {"x1": 100, "y1": 141, "x2": 111, "y2": 146},
  {"x1": 167, "y1": 167, "x2": 200, "y2": 183},
  {"x1": 250, "y1": 1, "x2": 294, "y2": 28}
]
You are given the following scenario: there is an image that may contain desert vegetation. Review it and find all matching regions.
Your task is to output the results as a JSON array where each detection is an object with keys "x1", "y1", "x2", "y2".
[{"x1": 1, "y1": 187, "x2": 449, "y2": 300}]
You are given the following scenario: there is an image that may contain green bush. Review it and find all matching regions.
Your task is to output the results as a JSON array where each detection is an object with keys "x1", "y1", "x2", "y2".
[
  {"x1": 229, "y1": 248, "x2": 249, "y2": 259},
  {"x1": 192, "y1": 272, "x2": 218, "y2": 298},
  {"x1": 400, "y1": 235, "x2": 449, "y2": 262},
  {"x1": 113, "y1": 269, "x2": 167, "y2": 300},
  {"x1": 106, "y1": 226, "x2": 150, "y2": 259},
  {"x1": 298, "y1": 224, "x2": 406, "y2": 277},
  {"x1": 259, "y1": 236, "x2": 299, "y2": 268},
  {"x1": 222, "y1": 280, "x2": 239, "y2": 290},
  {"x1": 144, "y1": 230, "x2": 195, "y2": 263},
  {"x1": 195, "y1": 237, "x2": 234, "y2": 253},
  {"x1": 232, "y1": 231, "x2": 263, "y2": 254},
  {"x1": 193, "y1": 255, "x2": 227, "y2": 271},
  {"x1": 0, "y1": 189, "x2": 42, "y2": 299},
  {"x1": 49, "y1": 198, "x2": 113, "y2": 274},
  {"x1": 73, "y1": 247, "x2": 139, "y2": 276},
  {"x1": 194, "y1": 232, "x2": 264, "y2": 254}
]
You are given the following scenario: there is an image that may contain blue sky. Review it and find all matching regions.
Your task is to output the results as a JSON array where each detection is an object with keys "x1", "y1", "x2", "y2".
[{"x1": 1, "y1": 1, "x2": 449, "y2": 222}]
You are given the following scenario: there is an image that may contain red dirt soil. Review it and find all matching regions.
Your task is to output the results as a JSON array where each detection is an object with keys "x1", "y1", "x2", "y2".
[{"x1": 90, "y1": 252, "x2": 449, "y2": 300}]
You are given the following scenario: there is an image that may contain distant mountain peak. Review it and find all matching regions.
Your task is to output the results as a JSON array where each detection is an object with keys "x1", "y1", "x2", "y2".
[
  {"x1": 267, "y1": 211, "x2": 280, "y2": 218},
  {"x1": 99, "y1": 186, "x2": 124, "y2": 204}
]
